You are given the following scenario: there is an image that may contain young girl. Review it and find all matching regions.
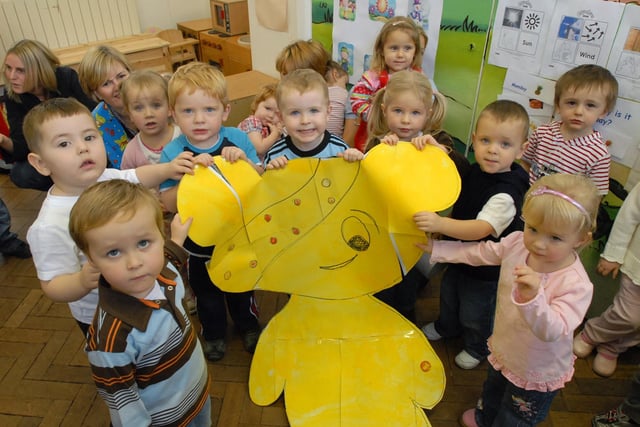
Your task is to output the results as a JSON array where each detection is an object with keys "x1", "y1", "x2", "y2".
[
  {"x1": 351, "y1": 16, "x2": 422, "y2": 152},
  {"x1": 416, "y1": 174, "x2": 600, "y2": 427},
  {"x1": 237, "y1": 83, "x2": 282, "y2": 161},
  {"x1": 573, "y1": 181, "x2": 640, "y2": 377},
  {"x1": 120, "y1": 70, "x2": 180, "y2": 169}
]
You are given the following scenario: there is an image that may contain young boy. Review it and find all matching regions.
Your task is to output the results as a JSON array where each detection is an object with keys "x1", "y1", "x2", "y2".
[
  {"x1": 264, "y1": 68, "x2": 363, "y2": 169},
  {"x1": 159, "y1": 61, "x2": 262, "y2": 362},
  {"x1": 415, "y1": 100, "x2": 530, "y2": 369},
  {"x1": 521, "y1": 64, "x2": 618, "y2": 196},
  {"x1": 69, "y1": 180, "x2": 210, "y2": 427},
  {"x1": 25, "y1": 98, "x2": 196, "y2": 334}
]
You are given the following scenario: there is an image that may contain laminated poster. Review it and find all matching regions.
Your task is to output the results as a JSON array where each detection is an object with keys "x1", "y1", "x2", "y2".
[
  {"x1": 606, "y1": 4, "x2": 640, "y2": 102},
  {"x1": 488, "y1": 0, "x2": 558, "y2": 74}
]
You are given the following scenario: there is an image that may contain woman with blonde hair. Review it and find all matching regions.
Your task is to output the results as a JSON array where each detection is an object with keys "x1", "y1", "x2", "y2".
[
  {"x1": 0, "y1": 39, "x2": 96, "y2": 190},
  {"x1": 78, "y1": 45, "x2": 135, "y2": 168}
]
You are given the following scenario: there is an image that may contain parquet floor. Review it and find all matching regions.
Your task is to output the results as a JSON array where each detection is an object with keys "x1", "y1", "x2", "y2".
[{"x1": 0, "y1": 171, "x2": 638, "y2": 427}]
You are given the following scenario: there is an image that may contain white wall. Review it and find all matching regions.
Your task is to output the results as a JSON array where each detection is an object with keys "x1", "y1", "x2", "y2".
[
  {"x1": 247, "y1": 0, "x2": 312, "y2": 77},
  {"x1": 136, "y1": 0, "x2": 211, "y2": 32}
]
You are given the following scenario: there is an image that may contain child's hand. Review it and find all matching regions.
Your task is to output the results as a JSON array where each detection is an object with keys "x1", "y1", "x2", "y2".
[
  {"x1": 338, "y1": 148, "x2": 364, "y2": 162},
  {"x1": 415, "y1": 237, "x2": 433, "y2": 253},
  {"x1": 168, "y1": 151, "x2": 196, "y2": 178},
  {"x1": 411, "y1": 134, "x2": 451, "y2": 153},
  {"x1": 221, "y1": 146, "x2": 247, "y2": 163},
  {"x1": 170, "y1": 214, "x2": 193, "y2": 247},
  {"x1": 413, "y1": 211, "x2": 443, "y2": 233},
  {"x1": 193, "y1": 153, "x2": 214, "y2": 167},
  {"x1": 513, "y1": 265, "x2": 541, "y2": 302},
  {"x1": 380, "y1": 133, "x2": 400, "y2": 145},
  {"x1": 267, "y1": 122, "x2": 283, "y2": 137},
  {"x1": 266, "y1": 156, "x2": 288, "y2": 170},
  {"x1": 596, "y1": 258, "x2": 621, "y2": 279},
  {"x1": 81, "y1": 261, "x2": 101, "y2": 291}
]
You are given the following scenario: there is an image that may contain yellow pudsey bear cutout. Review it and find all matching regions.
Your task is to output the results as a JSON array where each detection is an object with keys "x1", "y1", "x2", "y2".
[{"x1": 178, "y1": 143, "x2": 461, "y2": 427}]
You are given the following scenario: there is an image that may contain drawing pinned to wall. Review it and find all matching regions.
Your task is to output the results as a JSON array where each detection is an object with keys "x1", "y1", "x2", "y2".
[
  {"x1": 369, "y1": 0, "x2": 396, "y2": 21},
  {"x1": 338, "y1": 42, "x2": 354, "y2": 75},
  {"x1": 363, "y1": 53, "x2": 372, "y2": 71},
  {"x1": 488, "y1": 0, "x2": 557, "y2": 74},
  {"x1": 607, "y1": 5, "x2": 640, "y2": 102},
  {"x1": 339, "y1": 0, "x2": 356, "y2": 20},
  {"x1": 539, "y1": 0, "x2": 624, "y2": 80}
]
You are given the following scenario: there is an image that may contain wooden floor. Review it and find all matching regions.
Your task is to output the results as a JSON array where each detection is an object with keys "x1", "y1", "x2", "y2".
[{"x1": 1, "y1": 171, "x2": 639, "y2": 427}]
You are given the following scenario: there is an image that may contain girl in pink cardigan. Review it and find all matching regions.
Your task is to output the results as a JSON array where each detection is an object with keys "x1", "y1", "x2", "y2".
[{"x1": 415, "y1": 174, "x2": 600, "y2": 427}]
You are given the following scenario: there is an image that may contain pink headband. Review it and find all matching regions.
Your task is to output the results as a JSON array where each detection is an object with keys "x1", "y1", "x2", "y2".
[{"x1": 529, "y1": 186, "x2": 590, "y2": 220}]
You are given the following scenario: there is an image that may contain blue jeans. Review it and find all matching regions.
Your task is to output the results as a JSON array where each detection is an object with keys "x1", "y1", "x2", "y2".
[
  {"x1": 434, "y1": 266, "x2": 497, "y2": 359},
  {"x1": 187, "y1": 396, "x2": 211, "y2": 427},
  {"x1": 476, "y1": 365, "x2": 558, "y2": 426}
]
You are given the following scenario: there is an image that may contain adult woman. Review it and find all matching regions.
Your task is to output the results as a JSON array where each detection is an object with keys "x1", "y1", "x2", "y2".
[
  {"x1": 0, "y1": 39, "x2": 97, "y2": 190},
  {"x1": 78, "y1": 45, "x2": 135, "y2": 168}
]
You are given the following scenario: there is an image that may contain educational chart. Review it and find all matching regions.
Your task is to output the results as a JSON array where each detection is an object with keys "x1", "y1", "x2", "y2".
[
  {"x1": 539, "y1": 0, "x2": 624, "y2": 80},
  {"x1": 332, "y1": 0, "x2": 443, "y2": 83},
  {"x1": 488, "y1": 0, "x2": 557, "y2": 74},
  {"x1": 607, "y1": 5, "x2": 640, "y2": 102}
]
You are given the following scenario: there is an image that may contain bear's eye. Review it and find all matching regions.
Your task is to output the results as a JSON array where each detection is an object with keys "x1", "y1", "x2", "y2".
[{"x1": 342, "y1": 216, "x2": 370, "y2": 251}]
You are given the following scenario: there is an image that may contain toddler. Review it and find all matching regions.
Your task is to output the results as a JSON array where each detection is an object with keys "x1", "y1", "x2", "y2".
[
  {"x1": 237, "y1": 83, "x2": 282, "y2": 160},
  {"x1": 325, "y1": 60, "x2": 349, "y2": 138},
  {"x1": 418, "y1": 173, "x2": 600, "y2": 426}
]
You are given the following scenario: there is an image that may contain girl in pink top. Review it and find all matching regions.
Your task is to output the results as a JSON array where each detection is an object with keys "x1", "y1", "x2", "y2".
[{"x1": 416, "y1": 174, "x2": 600, "y2": 427}]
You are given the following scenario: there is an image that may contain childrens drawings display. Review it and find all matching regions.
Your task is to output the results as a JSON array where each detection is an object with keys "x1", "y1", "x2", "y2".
[
  {"x1": 608, "y1": 5, "x2": 640, "y2": 102},
  {"x1": 332, "y1": 0, "x2": 443, "y2": 82},
  {"x1": 177, "y1": 143, "x2": 460, "y2": 426}
]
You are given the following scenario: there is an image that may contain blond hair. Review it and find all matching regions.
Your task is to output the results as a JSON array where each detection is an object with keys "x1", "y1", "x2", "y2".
[
  {"x1": 168, "y1": 62, "x2": 227, "y2": 108},
  {"x1": 250, "y1": 83, "x2": 277, "y2": 114},
  {"x1": 69, "y1": 179, "x2": 164, "y2": 256},
  {"x1": 365, "y1": 70, "x2": 445, "y2": 151},
  {"x1": 275, "y1": 69, "x2": 328, "y2": 109},
  {"x1": 275, "y1": 39, "x2": 331, "y2": 77},
  {"x1": 121, "y1": 70, "x2": 169, "y2": 111},
  {"x1": 554, "y1": 64, "x2": 618, "y2": 113},
  {"x1": 370, "y1": 16, "x2": 422, "y2": 72},
  {"x1": 476, "y1": 100, "x2": 530, "y2": 144},
  {"x1": 523, "y1": 174, "x2": 600, "y2": 239},
  {"x1": 23, "y1": 97, "x2": 93, "y2": 153},
  {"x1": 3, "y1": 39, "x2": 60, "y2": 102},
  {"x1": 77, "y1": 45, "x2": 132, "y2": 101}
]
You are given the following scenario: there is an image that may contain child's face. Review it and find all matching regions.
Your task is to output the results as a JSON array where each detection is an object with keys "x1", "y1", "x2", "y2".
[
  {"x1": 383, "y1": 90, "x2": 429, "y2": 141},
  {"x1": 278, "y1": 88, "x2": 329, "y2": 151},
  {"x1": 85, "y1": 204, "x2": 165, "y2": 299},
  {"x1": 28, "y1": 113, "x2": 107, "y2": 196},
  {"x1": 127, "y1": 87, "x2": 171, "y2": 138},
  {"x1": 472, "y1": 114, "x2": 526, "y2": 174},
  {"x1": 171, "y1": 88, "x2": 229, "y2": 148},
  {"x1": 382, "y1": 30, "x2": 416, "y2": 73},
  {"x1": 522, "y1": 220, "x2": 588, "y2": 273},
  {"x1": 94, "y1": 63, "x2": 130, "y2": 110},
  {"x1": 556, "y1": 86, "x2": 608, "y2": 139},
  {"x1": 254, "y1": 96, "x2": 279, "y2": 126}
]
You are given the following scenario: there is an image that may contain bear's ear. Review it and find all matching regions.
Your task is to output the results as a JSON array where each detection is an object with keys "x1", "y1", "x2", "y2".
[
  {"x1": 177, "y1": 158, "x2": 261, "y2": 247},
  {"x1": 362, "y1": 143, "x2": 461, "y2": 234}
]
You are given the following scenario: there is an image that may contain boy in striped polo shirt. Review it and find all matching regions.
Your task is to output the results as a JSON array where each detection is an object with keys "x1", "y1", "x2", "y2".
[{"x1": 521, "y1": 64, "x2": 618, "y2": 196}]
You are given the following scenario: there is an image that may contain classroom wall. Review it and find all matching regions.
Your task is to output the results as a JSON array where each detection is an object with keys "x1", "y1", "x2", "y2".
[{"x1": 136, "y1": 0, "x2": 210, "y2": 32}]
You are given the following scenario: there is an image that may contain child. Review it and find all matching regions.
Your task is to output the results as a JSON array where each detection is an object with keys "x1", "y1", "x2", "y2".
[
  {"x1": 592, "y1": 369, "x2": 640, "y2": 426},
  {"x1": 68, "y1": 180, "x2": 210, "y2": 427},
  {"x1": 521, "y1": 64, "x2": 618, "y2": 196},
  {"x1": 350, "y1": 16, "x2": 422, "y2": 152},
  {"x1": 237, "y1": 83, "x2": 282, "y2": 161},
  {"x1": 275, "y1": 39, "x2": 349, "y2": 137},
  {"x1": 325, "y1": 60, "x2": 349, "y2": 138},
  {"x1": 120, "y1": 70, "x2": 180, "y2": 169},
  {"x1": 159, "y1": 61, "x2": 262, "y2": 362},
  {"x1": 24, "y1": 98, "x2": 195, "y2": 335},
  {"x1": 417, "y1": 173, "x2": 600, "y2": 427},
  {"x1": 573, "y1": 181, "x2": 640, "y2": 377},
  {"x1": 416, "y1": 100, "x2": 530, "y2": 369},
  {"x1": 264, "y1": 68, "x2": 363, "y2": 169}
]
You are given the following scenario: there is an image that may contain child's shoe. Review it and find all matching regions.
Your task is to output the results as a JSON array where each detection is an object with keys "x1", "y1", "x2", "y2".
[
  {"x1": 593, "y1": 352, "x2": 617, "y2": 377},
  {"x1": 460, "y1": 408, "x2": 479, "y2": 427},
  {"x1": 203, "y1": 339, "x2": 226, "y2": 361},
  {"x1": 573, "y1": 331, "x2": 595, "y2": 358},
  {"x1": 455, "y1": 350, "x2": 481, "y2": 370},
  {"x1": 242, "y1": 329, "x2": 261, "y2": 354},
  {"x1": 421, "y1": 322, "x2": 442, "y2": 341},
  {"x1": 592, "y1": 405, "x2": 639, "y2": 426}
]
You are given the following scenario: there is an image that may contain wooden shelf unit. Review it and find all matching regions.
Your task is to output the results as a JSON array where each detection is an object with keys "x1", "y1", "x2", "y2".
[{"x1": 199, "y1": 31, "x2": 252, "y2": 76}]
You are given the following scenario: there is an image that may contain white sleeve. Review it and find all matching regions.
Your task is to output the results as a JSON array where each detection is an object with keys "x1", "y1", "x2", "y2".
[{"x1": 476, "y1": 193, "x2": 517, "y2": 238}]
